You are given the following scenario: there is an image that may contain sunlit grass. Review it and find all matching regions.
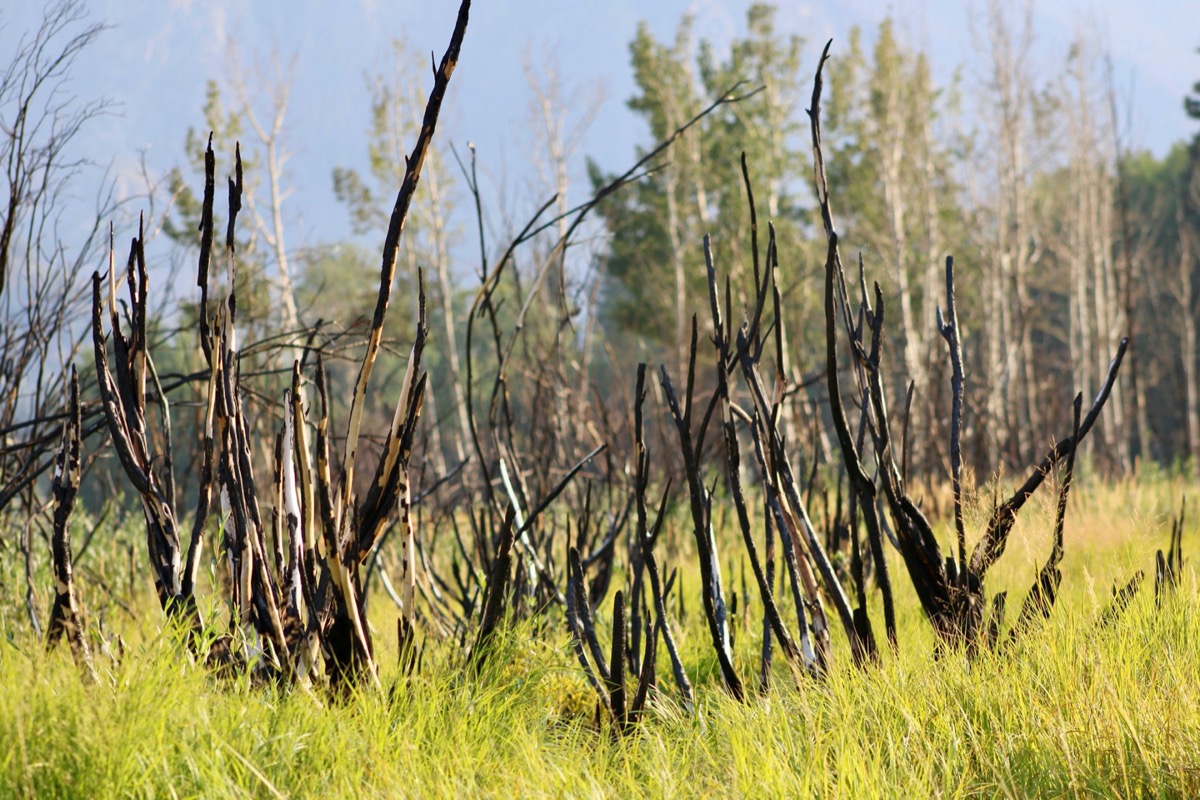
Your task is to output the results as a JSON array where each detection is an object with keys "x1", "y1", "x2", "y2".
[{"x1": 0, "y1": 475, "x2": 1195, "y2": 798}]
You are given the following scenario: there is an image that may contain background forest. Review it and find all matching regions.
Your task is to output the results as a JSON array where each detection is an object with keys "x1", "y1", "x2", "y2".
[{"x1": 3, "y1": 1, "x2": 1198, "y2": 520}]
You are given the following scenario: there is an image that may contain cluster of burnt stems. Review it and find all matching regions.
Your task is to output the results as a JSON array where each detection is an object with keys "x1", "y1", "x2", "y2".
[{"x1": 38, "y1": 0, "x2": 1181, "y2": 730}]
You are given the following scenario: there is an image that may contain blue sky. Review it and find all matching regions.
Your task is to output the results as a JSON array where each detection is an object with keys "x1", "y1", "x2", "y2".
[{"x1": 3, "y1": 0, "x2": 1197, "y2": 258}]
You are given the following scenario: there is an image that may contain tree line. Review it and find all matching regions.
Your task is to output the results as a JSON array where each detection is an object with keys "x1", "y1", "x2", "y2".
[
  {"x1": 3, "y1": 0, "x2": 1198, "y2": 539},
  {"x1": 591, "y1": 3, "x2": 1200, "y2": 482},
  {"x1": 157, "y1": 1, "x2": 1200, "y2": 488}
]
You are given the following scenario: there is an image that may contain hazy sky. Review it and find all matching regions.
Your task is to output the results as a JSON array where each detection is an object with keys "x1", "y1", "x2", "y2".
[{"x1": 3, "y1": 0, "x2": 1197, "y2": 257}]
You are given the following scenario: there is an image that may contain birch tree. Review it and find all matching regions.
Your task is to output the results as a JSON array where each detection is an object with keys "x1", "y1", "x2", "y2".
[
  {"x1": 592, "y1": 5, "x2": 806, "y2": 372},
  {"x1": 1050, "y1": 32, "x2": 1129, "y2": 471},
  {"x1": 227, "y1": 47, "x2": 302, "y2": 346},
  {"x1": 825, "y1": 20, "x2": 961, "y2": 476},
  {"x1": 966, "y1": 0, "x2": 1051, "y2": 472}
]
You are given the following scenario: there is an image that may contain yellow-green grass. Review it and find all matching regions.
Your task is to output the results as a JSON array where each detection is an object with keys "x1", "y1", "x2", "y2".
[{"x1": 0, "y1": 474, "x2": 1195, "y2": 798}]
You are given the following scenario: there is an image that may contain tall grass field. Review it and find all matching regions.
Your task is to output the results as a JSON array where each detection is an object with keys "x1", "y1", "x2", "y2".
[{"x1": 1, "y1": 474, "x2": 1195, "y2": 798}]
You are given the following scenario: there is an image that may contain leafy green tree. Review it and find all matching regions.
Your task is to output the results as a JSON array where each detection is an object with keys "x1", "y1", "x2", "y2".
[
  {"x1": 163, "y1": 80, "x2": 275, "y2": 342},
  {"x1": 1177, "y1": 67, "x2": 1200, "y2": 463},
  {"x1": 822, "y1": 20, "x2": 966, "y2": 474},
  {"x1": 1116, "y1": 145, "x2": 1188, "y2": 464},
  {"x1": 589, "y1": 5, "x2": 808, "y2": 369}
]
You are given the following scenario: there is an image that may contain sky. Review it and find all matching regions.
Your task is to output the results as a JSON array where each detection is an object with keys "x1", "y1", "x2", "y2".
[{"x1": 2, "y1": 0, "x2": 1197, "y2": 264}]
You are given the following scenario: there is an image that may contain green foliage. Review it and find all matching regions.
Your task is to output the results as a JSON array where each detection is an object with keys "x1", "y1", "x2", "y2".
[
  {"x1": 1181, "y1": 63, "x2": 1200, "y2": 266},
  {"x1": 823, "y1": 20, "x2": 964, "y2": 260},
  {"x1": 819, "y1": 19, "x2": 975, "y2": 430},
  {"x1": 1119, "y1": 141, "x2": 1197, "y2": 461},
  {"x1": 590, "y1": 5, "x2": 809, "y2": 353},
  {"x1": 160, "y1": 80, "x2": 276, "y2": 339},
  {"x1": 163, "y1": 80, "x2": 252, "y2": 250}
]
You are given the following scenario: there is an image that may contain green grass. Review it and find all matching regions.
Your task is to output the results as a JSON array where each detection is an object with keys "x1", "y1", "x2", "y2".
[{"x1": 0, "y1": 475, "x2": 1197, "y2": 798}]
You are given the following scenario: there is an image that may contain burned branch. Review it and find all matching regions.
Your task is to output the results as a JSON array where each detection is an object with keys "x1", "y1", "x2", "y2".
[{"x1": 45, "y1": 367, "x2": 98, "y2": 682}]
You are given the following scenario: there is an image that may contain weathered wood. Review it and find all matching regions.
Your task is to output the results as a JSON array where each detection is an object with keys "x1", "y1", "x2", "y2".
[
  {"x1": 632, "y1": 364, "x2": 692, "y2": 709},
  {"x1": 469, "y1": 505, "x2": 517, "y2": 674},
  {"x1": 45, "y1": 368, "x2": 98, "y2": 683},
  {"x1": 937, "y1": 256, "x2": 967, "y2": 583},
  {"x1": 808, "y1": 40, "x2": 896, "y2": 648},
  {"x1": 1100, "y1": 571, "x2": 1144, "y2": 627},
  {"x1": 702, "y1": 236, "x2": 804, "y2": 671},
  {"x1": 660, "y1": 327, "x2": 743, "y2": 701},
  {"x1": 1012, "y1": 394, "x2": 1083, "y2": 638},
  {"x1": 607, "y1": 591, "x2": 628, "y2": 730}
]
